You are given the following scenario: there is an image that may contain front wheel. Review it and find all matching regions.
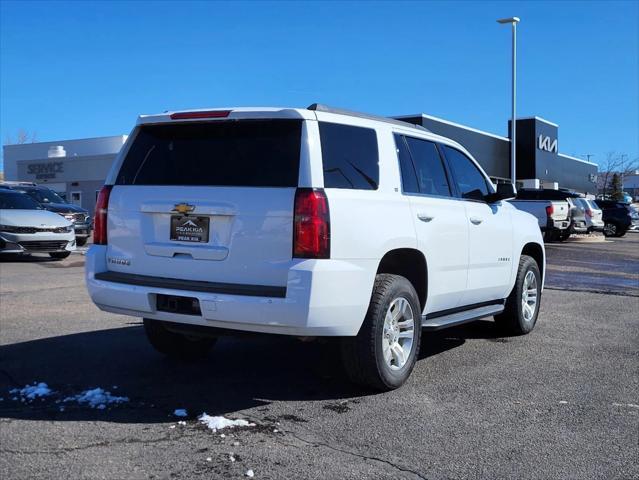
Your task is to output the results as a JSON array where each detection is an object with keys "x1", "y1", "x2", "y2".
[
  {"x1": 49, "y1": 251, "x2": 71, "y2": 259},
  {"x1": 495, "y1": 255, "x2": 541, "y2": 335},
  {"x1": 76, "y1": 237, "x2": 88, "y2": 247},
  {"x1": 143, "y1": 319, "x2": 216, "y2": 361},
  {"x1": 340, "y1": 274, "x2": 422, "y2": 391}
]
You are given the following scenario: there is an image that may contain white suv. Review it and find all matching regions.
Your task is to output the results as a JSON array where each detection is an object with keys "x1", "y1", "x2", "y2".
[{"x1": 86, "y1": 104, "x2": 545, "y2": 390}]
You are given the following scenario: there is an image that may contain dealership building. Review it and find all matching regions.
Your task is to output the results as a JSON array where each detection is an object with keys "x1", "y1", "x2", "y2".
[{"x1": 2, "y1": 112, "x2": 598, "y2": 215}]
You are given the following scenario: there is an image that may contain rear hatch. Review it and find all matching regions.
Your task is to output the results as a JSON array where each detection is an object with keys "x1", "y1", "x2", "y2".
[{"x1": 106, "y1": 118, "x2": 303, "y2": 287}]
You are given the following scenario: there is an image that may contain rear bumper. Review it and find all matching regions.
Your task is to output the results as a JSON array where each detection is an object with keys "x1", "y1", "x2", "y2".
[{"x1": 85, "y1": 245, "x2": 375, "y2": 336}]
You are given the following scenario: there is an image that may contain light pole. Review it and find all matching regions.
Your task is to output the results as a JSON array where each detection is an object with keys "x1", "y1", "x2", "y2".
[{"x1": 497, "y1": 16, "x2": 520, "y2": 185}]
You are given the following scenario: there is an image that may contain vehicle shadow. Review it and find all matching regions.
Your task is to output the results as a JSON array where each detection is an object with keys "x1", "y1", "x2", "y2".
[
  {"x1": 0, "y1": 253, "x2": 60, "y2": 263},
  {"x1": 0, "y1": 319, "x2": 505, "y2": 423}
]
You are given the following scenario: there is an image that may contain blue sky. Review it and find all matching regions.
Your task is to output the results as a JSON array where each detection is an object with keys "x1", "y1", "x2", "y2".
[{"x1": 1, "y1": 0, "x2": 637, "y2": 170}]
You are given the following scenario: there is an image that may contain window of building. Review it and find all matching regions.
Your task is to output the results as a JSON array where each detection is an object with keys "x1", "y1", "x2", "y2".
[
  {"x1": 320, "y1": 122, "x2": 379, "y2": 190},
  {"x1": 442, "y1": 146, "x2": 491, "y2": 201}
]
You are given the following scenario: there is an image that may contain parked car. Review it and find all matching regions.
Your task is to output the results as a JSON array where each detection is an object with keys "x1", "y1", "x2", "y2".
[
  {"x1": 509, "y1": 189, "x2": 571, "y2": 241},
  {"x1": 0, "y1": 189, "x2": 76, "y2": 259},
  {"x1": 595, "y1": 200, "x2": 639, "y2": 237},
  {"x1": 575, "y1": 198, "x2": 604, "y2": 232},
  {"x1": 569, "y1": 197, "x2": 589, "y2": 234},
  {"x1": 86, "y1": 105, "x2": 545, "y2": 391},
  {"x1": 4, "y1": 184, "x2": 92, "y2": 246}
]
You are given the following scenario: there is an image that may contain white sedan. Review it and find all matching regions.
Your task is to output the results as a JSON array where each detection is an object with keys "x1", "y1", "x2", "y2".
[{"x1": 0, "y1": 189, "x2": 76, "y2": 259}]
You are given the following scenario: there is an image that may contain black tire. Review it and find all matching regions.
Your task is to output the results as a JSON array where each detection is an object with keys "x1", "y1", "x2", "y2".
[
  {"x1": 340, "y1": 274, "x2": 422, "y2": 391},
  {"x1": 143, "y1": 318, "x2": 216, "y2": 361},
  {"x1": 494, "y1": 255, "x2": 541, "y2": 335},
  {"x1": 558, "y1": 231, "x2": 570, "y2": 242},
  {"x1": 603, "y1": 222, "x2": 618, "y2": 237},
  {"x1": 614, "y1": 228, "x2": 627, "y2": 238},
  {"x1": 76, "y1": 237, "x2": 88, "y2": 247},
  {"x1": 49, "y1": 251, "x2": 71, "y2": 259}
]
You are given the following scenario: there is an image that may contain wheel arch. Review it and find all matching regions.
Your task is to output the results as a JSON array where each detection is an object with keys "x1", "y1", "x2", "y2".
[
  {"x1": 521, "y1": 242, "x2": 545, "y2": 283},
  {"x1": 376, "y1": 248, "x2": 427, "y2": 312}
]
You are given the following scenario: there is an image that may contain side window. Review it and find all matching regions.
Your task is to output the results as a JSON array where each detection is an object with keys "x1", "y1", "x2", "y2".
[
  {"x1": 404, "y1": 137, "x2": 451, "y2": 197},
  {"x1": 442, "y1": 146, "x2": 490, "y2": 201},
  {"x1": 394, "y1": 134, "x2": 419, "y2": 194},
  {"x1": 320, "y1": 122, "x2": 379, "y2": 190}
]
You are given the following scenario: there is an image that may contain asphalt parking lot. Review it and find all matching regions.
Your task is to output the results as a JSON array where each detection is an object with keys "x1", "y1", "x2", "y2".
[{"x1": 1, "y1": 236, "x2": 637, "y2": 480}]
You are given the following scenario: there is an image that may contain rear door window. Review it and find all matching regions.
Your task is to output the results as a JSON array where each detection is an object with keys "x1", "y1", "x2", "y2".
[
  {"x1": 394, "y1": 134, "x2": 419, "y2": 194},
  {"x1": 115, "y1": 120, "x2": 302, "y2": 187},
  {"x1": 403, "y1": 137, "x2": 452, "y2": 197},
  {"x1": 319, "y1": 122, "x2": 379, "y2": 190}
]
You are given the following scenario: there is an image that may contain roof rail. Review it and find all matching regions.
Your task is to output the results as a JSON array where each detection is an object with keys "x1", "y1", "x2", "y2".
[{"x1": 307, "y1": 103, "x2": 430, "y2": 132}]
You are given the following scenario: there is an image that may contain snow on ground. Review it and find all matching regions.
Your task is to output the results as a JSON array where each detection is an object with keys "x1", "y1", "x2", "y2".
[
  {"x1": 246, "y1": 469, "x2": 255, "y2": 477},
  {"x1": 10, "y1": 382, "x2": 53, "y2": 400},
  {"x1": 64, "y1": 388, "x2": 129, "y2": 409},
  {"x1": 198, "y1": 413, "x2": 255, "y2": 432},
  {"x1": 173, "y1": 408, "x2": 188, "y2": 417}
]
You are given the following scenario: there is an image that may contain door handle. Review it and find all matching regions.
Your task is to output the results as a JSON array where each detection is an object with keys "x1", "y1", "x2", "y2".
[
  {"x1": 417, "y1": 213, "x2": 434, "y2": 223},
  {"x1": 469, "y1": 217, "x2": 483, "y2": 225}
]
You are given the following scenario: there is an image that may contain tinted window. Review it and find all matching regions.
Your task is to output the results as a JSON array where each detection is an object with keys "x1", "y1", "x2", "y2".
[
  {"x1": 394, "y1": 134, "x2": 419, "y2": 193},
  {"x1": 320, "y1": 122, "x2": 379, "y2": 190},
  {"x1": 116, "y1": 120, "x2": 302, "y2": 187},
  {"x1": 19, "y1": 187, "x2": 67, "y2": 204},
  {"x1": 443, "y1": 146, "x2": 490, "y2": 201},
  {"x1": 0, "y1": 191, "x2": 42, "y2": 210},
  {"x1": 403, "y1": 137, "x2": 451, "y2": 196}
]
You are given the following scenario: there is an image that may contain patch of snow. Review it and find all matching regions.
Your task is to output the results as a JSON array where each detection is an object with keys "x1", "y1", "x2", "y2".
[
  {"x1": 10, "y1": 382, "x2": 53, "y2": 400},
  {"x1": 64, "y1": 388, "x2": 129, "y2": 409},
  {"x1": 246, "y1": 469, "x2": 254, "y2": 477},
  {"x1": 169, "y1": 425, "x2": 176, "y2": 429},
  {"x1": 558, "y1": 400, "x2": 568, "y2": 404},
  {"x1": 173, "y1": 408, "x2": 188, "y2": 417},
  {"x1": 198, "y1": 413, "x2": 255, "y2": 432},
  {"x1": 206, "y1": 457, "x2": 212, "y2": 462},
  {"x1": 232, "y1": 441, "x2": 240, "y2": 447},
  {"x1": 177, "y1": 420, "x2": 186, "y2": 426}
]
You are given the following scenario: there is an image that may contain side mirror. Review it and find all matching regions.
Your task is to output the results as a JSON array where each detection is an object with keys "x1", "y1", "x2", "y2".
[{"x1": 486, "y1": 183, "x2": 517, "y2": 203}]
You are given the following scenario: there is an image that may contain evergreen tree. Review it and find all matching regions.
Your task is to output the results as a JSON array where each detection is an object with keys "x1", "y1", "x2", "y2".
[{"x1": 610, "y1": 173, "x2": 623, "y2": 201}]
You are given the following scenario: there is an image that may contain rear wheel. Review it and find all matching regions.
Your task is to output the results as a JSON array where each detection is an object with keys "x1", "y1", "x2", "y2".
[
  {"x1": 603, "y1": 222, "x2": 618, "y2": 237},
  {"x1": 340, "y1": 274, "x2": 421, "y2": 391},
  {"x1": 495, "y1": 255, "x2": 541, "y2": 335},
  {"x1": 143, "y1": 318, "x2": 216, "y2": 360},
  {"x1": 49, "y1": 251, "x2": 71, "y2": 259},
  {"x1": 614, "y1": 228, "x2": 627, "y2": 238}
]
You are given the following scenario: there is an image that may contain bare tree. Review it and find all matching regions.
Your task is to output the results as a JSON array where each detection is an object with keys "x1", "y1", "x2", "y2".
[
  {"x1": 598, "y1": 152, "x2": 639, "y2": 197},
  {"x1": 4, "y1": 129, "x2": 38, "y2": 145}
]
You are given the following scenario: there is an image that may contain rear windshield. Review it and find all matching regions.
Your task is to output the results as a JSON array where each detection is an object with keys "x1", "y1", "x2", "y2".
[
  {"x1": 116, "y1": 120, "x2": 302, "y2": 187},
  {"x1": 0, "y1": 191, "x2": 42, "y2": 210}
]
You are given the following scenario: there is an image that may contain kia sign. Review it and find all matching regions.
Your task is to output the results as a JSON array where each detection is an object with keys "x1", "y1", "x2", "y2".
[
  {"x1": 537, "y1": 135, "x2": 558, "y2": 153},
  {"x1": 26, "y1": 161, "x2": 64, "y2": 180}
]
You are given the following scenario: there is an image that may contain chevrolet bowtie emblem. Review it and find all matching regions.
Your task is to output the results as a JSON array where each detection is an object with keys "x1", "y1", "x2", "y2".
[{"x1": 172, "y1": 203, "x2": 195, "y2": 214}]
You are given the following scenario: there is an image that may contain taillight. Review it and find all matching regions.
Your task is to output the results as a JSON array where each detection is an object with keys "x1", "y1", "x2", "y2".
[
  {"x1": 585, "y1": 209, "x2": 592, "y2": 218},
  {"x1": 94, "y1": 185, "x2": 113, "y2": 245},
  {"x1": 293, "y1": 188, "x2": 330, "y2": 259},
  {"x1": 169, "y1": 110, "x2": 231, "y2": 120},
  {"x1": 546, "y1": 205, "x2": 554, "y2": 216}
]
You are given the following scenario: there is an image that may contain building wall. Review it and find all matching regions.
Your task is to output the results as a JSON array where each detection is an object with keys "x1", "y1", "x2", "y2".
[{"x1": 397, "y1": 114, "x2": 511, "y2": 179}]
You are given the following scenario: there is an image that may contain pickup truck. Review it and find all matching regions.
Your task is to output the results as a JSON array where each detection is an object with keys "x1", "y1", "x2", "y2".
[{"x1": 509, "y1": 189, "x2": 571, "y2": 241}]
